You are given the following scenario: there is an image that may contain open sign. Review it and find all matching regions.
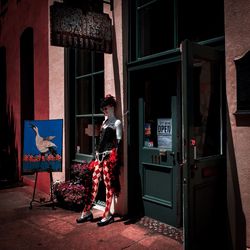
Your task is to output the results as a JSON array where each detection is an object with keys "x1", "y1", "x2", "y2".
[
  {"x1": 157, "y1": 119, "x2": 172, "y2": 136},
  {"x1": 157, "y1": 118, "x2": 172, "y2": 149}
]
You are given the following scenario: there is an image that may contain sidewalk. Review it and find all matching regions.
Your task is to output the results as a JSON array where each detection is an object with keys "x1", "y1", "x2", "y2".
[{"x1": 0, "y1": 184, "x2": 183, "y2": 250}]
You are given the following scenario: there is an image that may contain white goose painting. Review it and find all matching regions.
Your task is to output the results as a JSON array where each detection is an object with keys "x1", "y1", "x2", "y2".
[{"x1": 22, "y1": 119, "x2": 63, "y2": 173}]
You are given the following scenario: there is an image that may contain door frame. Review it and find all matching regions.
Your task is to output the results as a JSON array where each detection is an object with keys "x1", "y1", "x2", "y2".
[
  {"x1": 127, "y1": 37, "x2": 226, "y2": 239},
  {"x1": 127, "y1": 56, "x2": 182, "y2": 224}
]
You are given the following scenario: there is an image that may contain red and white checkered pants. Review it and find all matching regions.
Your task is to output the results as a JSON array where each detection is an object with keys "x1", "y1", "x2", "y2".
[{"x1": 84, "y1": 157, "x2": 114, "y2": 218}]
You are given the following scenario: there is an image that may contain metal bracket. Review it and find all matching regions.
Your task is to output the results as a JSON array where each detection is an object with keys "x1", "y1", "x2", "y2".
[{"x1": 103, "y1": 0, "x2": 113, "y2": 11}]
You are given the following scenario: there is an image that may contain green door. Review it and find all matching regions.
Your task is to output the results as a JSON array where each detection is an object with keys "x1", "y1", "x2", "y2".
[
  {"x1": 131, "y1": 63, "x2": 182, "y2": 227},
  {"x1": 139, "y1": 97, "x2": 180, "y2": 226},
  {"x1": 181, "y1": 40, "x2": 227, "y2": 250}
]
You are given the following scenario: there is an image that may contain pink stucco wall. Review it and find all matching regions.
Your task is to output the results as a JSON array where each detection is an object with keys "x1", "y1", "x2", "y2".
[
  {"x1": 104, "y1": 0, "x2": 128, "y2": 215},
  {"x1": 48, "y1": 0, "x2": 65, "y2": 183},
  {"x1": 225, "y1": 0, "x2": 250, "y2": 248},
  {"x1": 0, "y1": 0, "x2": 50, "y2": 193}
]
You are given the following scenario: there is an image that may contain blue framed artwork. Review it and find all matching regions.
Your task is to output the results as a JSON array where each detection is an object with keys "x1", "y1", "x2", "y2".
[{"x1": 22, "y1": 119, "x2": 63, "y2": 173}]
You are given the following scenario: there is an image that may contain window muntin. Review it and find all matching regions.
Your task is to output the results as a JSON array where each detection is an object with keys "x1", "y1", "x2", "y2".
[{"x1": 76, "y1": 77, "x2": 92, "y2": 114}]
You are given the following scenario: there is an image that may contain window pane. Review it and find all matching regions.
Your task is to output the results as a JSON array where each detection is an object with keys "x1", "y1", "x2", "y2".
[
  {"x1": 94, "y1": 52, "x2": 104, "y2": 72},
  {"x1": 76, "y1": 50, "x2": 91, "y2": 76},
  {"x1": 76, "y1": 117, "x2": 92, "y2": 154},
  {"x1": 94, "y1": 73, "x2": 104, "y2": 113},
  {"x1": 178, "y1": 0, "x2": 224, "y2": 43},
  {"x1": 138, "y1": 0, "x2": 174, "y2": 57},
  {"x1": 76, "y1": 116, "x2": 104, "y2": 155},
  {"x1": 76, "y1": 50, "x2": 104, "y2": 76},
  {"x1": 192, "y1": 60, "x2": 221, "y2": 157},
  {"x1": 142, "y1": 64, "x2": 176, "y2": 148},
  {"x1": 76, "y1": 77, "x2": 92, "y2": 114}
]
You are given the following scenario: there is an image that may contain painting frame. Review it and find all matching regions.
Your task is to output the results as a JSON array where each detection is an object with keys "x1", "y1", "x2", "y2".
[{"x1": 22, "y1": 119, "x2": 63, "y2": 173}]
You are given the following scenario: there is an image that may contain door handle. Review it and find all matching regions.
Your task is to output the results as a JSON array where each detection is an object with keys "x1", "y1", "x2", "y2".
[
  {"x1": 159, "y1": 149, "x2": 167, "y2": 156},
  {"x1": 170, "y1": 152, "x2": 176, "y2": 165},
  {"x1": 190, "y1": 139, "x2": 197, "y2": 160}
]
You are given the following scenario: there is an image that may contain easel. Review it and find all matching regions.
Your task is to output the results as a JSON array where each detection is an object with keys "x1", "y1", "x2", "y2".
[{"x1": 29, "y1": 170, "x2": 55, "y2": 209}]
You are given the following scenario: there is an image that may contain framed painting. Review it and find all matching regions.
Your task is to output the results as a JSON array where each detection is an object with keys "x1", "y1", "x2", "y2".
[{"x1": 22, "y1": 119, "x2": 63, "y2": 173}]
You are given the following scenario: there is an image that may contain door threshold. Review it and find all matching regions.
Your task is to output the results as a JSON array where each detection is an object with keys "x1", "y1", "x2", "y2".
[
  {"x1": 136, "y1": 216, "x2": 183, "y2": 244},
  {"x1": 93, "y1": 200, "x2": 105, "y2": 211}
]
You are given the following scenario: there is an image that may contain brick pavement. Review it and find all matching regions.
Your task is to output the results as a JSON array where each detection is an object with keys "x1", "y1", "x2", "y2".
[{"x1": 0, "y1": 185, "x2": 183, "y2": 250}]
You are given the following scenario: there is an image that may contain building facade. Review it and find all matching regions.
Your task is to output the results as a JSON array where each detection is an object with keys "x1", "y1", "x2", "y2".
[{"x1": 0, "y1": 0, "x2": 250, "y2": 249}]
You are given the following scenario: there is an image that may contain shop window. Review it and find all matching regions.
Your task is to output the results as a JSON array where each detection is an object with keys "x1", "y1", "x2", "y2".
[
  {"x1": 74, "y1": 50, "x2": 104, "y2": 161},
  {"x1": 234, "y1": 51, "x2": 250, "y2": 115},
  {"x1": 129, "y1": 0, "x2": 224, "y2": 61},
  {"x1": 64, "y1": 0, "x2": 105, "y2": 162}
]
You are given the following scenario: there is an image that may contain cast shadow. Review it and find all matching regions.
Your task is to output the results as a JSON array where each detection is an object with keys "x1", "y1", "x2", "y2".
[
  {"x1": 0, "y1": 104, "x2": 19, "y2": 188},
  {"x1": 111, "y1": 4, "x2": 144, "y2": 224},
  {"x1": 226, "y1": 104, "x2": 246, "y2": 250},
  {"x1": 0, "y1": 47, "x2": 18, "y2": 188}
]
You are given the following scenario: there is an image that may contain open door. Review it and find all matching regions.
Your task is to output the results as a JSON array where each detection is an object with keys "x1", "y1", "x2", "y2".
[{"x1": 181, "y1": 40, "x2": 227, "y2": 250}]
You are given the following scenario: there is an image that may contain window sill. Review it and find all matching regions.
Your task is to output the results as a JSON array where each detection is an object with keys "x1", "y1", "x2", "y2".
[
  {"x1": 234, "y1": 110, "x2": 250, "y2": 116},
  {"x1": 234, "y1": 110, "x2": 250, "y2": 126}
]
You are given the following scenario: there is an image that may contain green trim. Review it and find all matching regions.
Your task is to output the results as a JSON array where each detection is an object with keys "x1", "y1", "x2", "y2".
[
  {"x1": 75, "y1": 113, "x2": 104, "y2": 118},
  {"x1": 135, "y1": 0, "x2": 139, "y2": 59},
  {"x1": 141, "y1": 162, "x2": 174, "y2": 169},
  {"x1": 143, "y1": 195, "x2": 173, "y2": 208},
  {"x1": 198, "y1": 36, "x2": 225, "y2": 47},
  {"x1": 128, "y1": 36, "x2": 225, "y2": 69},
  {"x1": 74, "y1": 153, "x2": 93, "y2": 162},
  {"x1": 75, "y1": 70, "x2": 104, "y2": 80},
  {"x1": 128, "y1": 54, "x2": 180, "y2": 72},
  {"x1": 130, "y1": 48, "x2": 180, "y2": 65},
  {"x1": 137, "y1": 0, "x2": 158, "y2": 10}
]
